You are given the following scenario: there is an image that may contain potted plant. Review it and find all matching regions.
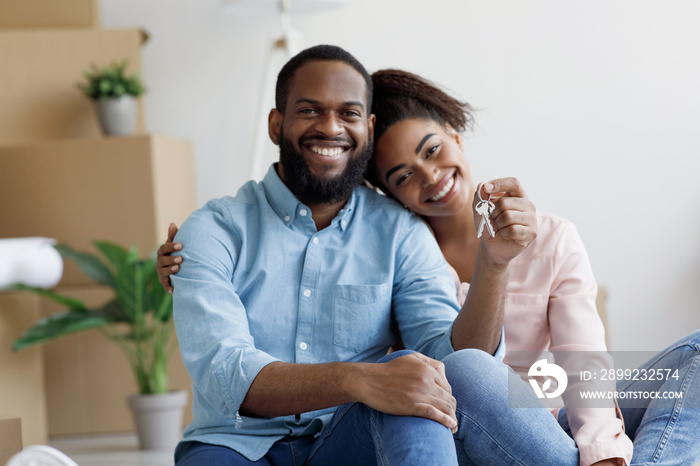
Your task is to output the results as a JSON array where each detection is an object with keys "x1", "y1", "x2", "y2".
[
  {"x1": 77, "y1": 60, "x2": 146, "y2": 136},
  {"x1": 12, "y1": 241, "x2": 186, "y2": 450}
]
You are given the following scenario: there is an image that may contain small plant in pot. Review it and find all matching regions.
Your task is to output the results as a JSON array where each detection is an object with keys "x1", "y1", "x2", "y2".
[
  {"x1": 12, "y1": 241, "x2": 186, "y2": 450},
  {"x1": 77, "y1": 60, "x2": 146, "y2": 136}
]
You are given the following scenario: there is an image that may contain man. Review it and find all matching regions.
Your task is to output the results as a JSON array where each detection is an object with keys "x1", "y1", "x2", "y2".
[{"x1": 169, "y1": 45, "x2": 535, "y2": 465}]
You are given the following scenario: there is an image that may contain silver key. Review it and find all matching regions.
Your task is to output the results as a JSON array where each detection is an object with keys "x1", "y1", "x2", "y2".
[{"x1": 475, "y1": 199, "x2": 495, "y2": 238}]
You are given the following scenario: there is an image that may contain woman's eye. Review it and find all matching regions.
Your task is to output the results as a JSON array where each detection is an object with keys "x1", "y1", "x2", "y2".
[
  {"x1": 426, "y1": 144, "x2": 440, "y2": 158},
  {"x1": 396, "y1": 172, "x2": 411, "y2": 186}
]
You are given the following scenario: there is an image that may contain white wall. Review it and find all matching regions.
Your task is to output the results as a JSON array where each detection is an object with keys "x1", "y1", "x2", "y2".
[{"x1": 100, "y1": 0, "x2": 700, "y2": 351}]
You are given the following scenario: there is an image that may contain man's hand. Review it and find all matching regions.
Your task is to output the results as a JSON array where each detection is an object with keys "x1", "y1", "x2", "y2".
[
  {"x1": 474, "y1": 177, "x2": 537, "y2": 266},
  {"x1": 354, "y1": 353, "x2": 458, "y2": 433},
  {"x1": 157, "y1": 222, "x2": 182, "y2": 294},
  {"x1": 241, "y1": 353, "x2": 457, "y2": 434}
]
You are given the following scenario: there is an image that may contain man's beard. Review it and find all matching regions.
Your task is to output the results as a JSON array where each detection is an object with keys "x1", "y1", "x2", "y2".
[{"x1": 278, "y1": 131, "x2": 373, "y2": 205}]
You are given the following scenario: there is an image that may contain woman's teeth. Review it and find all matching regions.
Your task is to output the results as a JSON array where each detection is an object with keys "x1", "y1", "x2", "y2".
[
  {"x1": 310, "y1": 146, "x2": 344, "y2": 156},
  {"x1": 430, "y1": 176, "x2": 455, "y2": 202}
]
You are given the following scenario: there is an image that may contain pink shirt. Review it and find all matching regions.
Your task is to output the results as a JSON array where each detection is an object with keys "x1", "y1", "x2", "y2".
[{"x1": 455, "y1": 212, "x2": 633, "y2": 466}]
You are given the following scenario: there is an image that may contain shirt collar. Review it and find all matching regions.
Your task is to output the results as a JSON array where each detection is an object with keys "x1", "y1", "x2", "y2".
[
  {"x1": 262, "y1": 164, "x2": 357, "y2": 231},
  {"x1": 333, "y1": 191, "x2": 356, "y2": 231}
]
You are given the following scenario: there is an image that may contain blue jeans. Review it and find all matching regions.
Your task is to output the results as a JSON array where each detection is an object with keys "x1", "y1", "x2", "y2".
[
  {"x1": 175, "y1": 332, "x2": 700, "y2": 465},
  {"x1": 176, "y1": 349, "x2": 459, "y2": 466},
  {"x1": 444, "y1": 349, "x2": 580, "y2": 465},
  {"x1": 614, "y1": 330, "x2": 700, "y2": 465},
  {"x1": 455, "y1": 331, "x2": 700, "y2": 465},
  {"x1": 176, "y1": 349, "x2": 575, "y2": 465},
  {"x1": 175, "y1": 436, "x2": 317, "y2": 466},
  {"x1": 306, "y1": 351, "x2": 457, "y2": 465}
]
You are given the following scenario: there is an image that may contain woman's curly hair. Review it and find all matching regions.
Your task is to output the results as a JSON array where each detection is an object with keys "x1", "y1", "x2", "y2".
[{"x1": 366, "y1": 69, "x2": 475, "y2": 189}]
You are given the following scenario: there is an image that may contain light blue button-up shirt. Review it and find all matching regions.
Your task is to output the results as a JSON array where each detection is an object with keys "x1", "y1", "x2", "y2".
[{"x1": 172, "y1": 165, "x2": 489, "y2": 460}]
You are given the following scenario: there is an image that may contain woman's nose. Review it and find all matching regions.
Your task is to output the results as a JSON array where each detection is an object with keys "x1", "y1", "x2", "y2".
[{"x1": 421, "y1": 165, "x2": 440, "y2": 187}]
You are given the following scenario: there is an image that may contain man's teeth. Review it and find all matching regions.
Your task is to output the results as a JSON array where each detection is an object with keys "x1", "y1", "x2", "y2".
[
  {"x1": 430, "y1": 176, "x2": 455, "y2": 202},
  {"x1": 310, "y1": 146, "x2": 344, "y2": 156}
]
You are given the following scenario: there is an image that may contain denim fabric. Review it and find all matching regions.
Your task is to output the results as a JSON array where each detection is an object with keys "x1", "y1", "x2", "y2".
[
  {"x1": 616, "y1": 330, "x2": 700, "y2": 465},
  {"x1": 174, "y1": 333, "x2": 700, "y2": 465},
  {"x1": 443, "y1": 349, "x2": 581, "y2": 465},
  {"x1": 175, "y1": 437, "x2": 316, "y2": 466},
  {"x1": 553, "y1": 330, "x2": 700, "y2": 465},
  {"x1": 171, "y1": 165, "x2": 463, "y2": 460},
  {"x1": 306, "y1": 350, "x2": 459, "y2": 466},
  {"x1": 446, "y1": 333, "x2": 700, "y2": 465},
  {"x1": 174, "y1": 350, "x2": 462, "y2": 466}
]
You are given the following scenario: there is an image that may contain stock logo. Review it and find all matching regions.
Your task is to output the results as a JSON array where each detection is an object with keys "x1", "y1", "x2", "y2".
[{"x1": 528, "y1": 359, "x2": 568, "y2": 399}]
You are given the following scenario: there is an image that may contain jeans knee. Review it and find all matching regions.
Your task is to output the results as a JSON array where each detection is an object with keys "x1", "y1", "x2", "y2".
[
  {"x1": 442, "y1": 349, "x2": 505, "y2": 397},
  {"x1": 684, "y1": 329, "x2": 700, "y2": 350}
]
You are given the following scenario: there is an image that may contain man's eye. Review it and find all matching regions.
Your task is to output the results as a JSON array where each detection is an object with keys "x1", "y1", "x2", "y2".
[
  {"x1": 299, "y1": 109, "x2": 318, "y2": 114},
  {"x1": 344, "y1": 110, "x2": 361, "y2": 118}
]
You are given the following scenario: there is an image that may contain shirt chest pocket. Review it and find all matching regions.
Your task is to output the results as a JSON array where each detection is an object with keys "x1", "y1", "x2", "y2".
[{"x1": 333, "y1": 283, "x2": 393, "y2": 354}]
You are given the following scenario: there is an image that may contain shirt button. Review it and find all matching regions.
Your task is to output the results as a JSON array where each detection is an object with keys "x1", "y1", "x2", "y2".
[
  {"x1": 299, "y1": 209, "x2": 308, "y2": 217},
  {"x1": 312, "y1": 237, "x2": 319, "y2": 245},
  {"x1": 284, "y1": 215, "x2": 291, "y2": 222},
  {"x1": 303, "y1": 289, "x2": 311, "y2": 297},
  {"x1": 299, "y1": 342, "x2": 308, "y2": 350}
]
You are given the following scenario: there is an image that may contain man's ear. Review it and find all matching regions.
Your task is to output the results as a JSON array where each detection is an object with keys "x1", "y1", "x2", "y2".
[
  {"x1": 268, "y1": 108, "x2": 283, "y2": 145},
  {"x1": 367, "y1": 113, "x2": 376, "y2": 142}
]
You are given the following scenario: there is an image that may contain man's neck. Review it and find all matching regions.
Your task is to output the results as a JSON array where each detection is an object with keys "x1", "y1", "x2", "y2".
[{"x1": 308, "y1": 199, "x2": 348, "y2": 230}]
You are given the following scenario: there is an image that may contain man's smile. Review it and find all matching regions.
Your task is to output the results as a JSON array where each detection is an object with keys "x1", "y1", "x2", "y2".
[
  {"x1": 309, "y1": 146, "x2": 345, "y2": 157},
  {"x1": 301, "y1": 138, "x2": 354, "y2": 163}
]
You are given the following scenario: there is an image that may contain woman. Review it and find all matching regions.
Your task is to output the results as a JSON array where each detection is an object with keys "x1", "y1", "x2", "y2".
[{"x1": 158, "y1": 69, "x2": 700, "y2": 465}]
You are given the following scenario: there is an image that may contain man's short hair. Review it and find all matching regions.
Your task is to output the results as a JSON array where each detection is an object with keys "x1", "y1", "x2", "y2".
[{"x1": 275, "y1": 44, "x2": 373, "y2": 113}]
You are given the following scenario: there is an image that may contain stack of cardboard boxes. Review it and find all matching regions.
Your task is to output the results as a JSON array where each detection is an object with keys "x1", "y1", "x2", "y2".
[
  {"x1": 0, "y1": 0, "x2": 196, "y2": 449},
  {"x1": 0, "y1": 293, "x2": 44, "y2": 460}
]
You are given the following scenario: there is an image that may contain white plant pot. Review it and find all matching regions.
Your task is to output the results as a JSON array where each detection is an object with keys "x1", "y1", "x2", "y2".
[
  {"x1": 95, "y1": 95, "x2": 137, "y2": 136},
  {"x1": 127, "y1": 390, "x2": 187, "y2": 450}
]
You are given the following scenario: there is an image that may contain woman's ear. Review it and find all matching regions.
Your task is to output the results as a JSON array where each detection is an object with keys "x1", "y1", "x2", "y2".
[
  {"x1": 445, "y1": 123, "x2": 464, "y2": 151},
  {"x1": 268, "y1": 108, "x2": 282, "y2": 145}
]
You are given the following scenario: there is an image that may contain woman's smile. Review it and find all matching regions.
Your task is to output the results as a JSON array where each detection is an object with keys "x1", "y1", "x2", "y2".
[{"x1": 425, "y1": 172, "x2": 457, "y2": 203}]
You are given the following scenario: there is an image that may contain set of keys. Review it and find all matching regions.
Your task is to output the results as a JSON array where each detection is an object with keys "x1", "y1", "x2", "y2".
[{"x1": 475, "y1": 182, "x2": 495, "y2": 239}]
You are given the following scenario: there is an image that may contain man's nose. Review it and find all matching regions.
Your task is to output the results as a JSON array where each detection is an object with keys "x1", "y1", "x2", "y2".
[{"x1": 316, "y1": 112, "x2": 343, "y2": 136}]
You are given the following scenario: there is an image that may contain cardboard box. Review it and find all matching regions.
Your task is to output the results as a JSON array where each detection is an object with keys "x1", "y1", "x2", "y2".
[
  {"x1": 0, "y1": 28, "x2": 147, "y2": 144},
  {"x1": 0, "y1": 414, "x2": 22, "y2": 465},
  {"x1": 0, "y1": 292, "x2": 47, "y2": 446},
  {"x1": 0, "y1": 134, "x2": 196, "y2": 287},
  {"x1": 39, "y1": 285, "x2": 194, "y2": 436},
  {"x1": 0, "y1": 0, "x2": 100, "y2": 29}
]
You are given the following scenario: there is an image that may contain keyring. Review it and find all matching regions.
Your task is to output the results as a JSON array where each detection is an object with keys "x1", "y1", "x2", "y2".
[
  {"x1": 475, "y1": 182, "x2": 495, "y2": 238},
  {"x1": 476, "y1": 182, "x2": 490, "y2": 203}
]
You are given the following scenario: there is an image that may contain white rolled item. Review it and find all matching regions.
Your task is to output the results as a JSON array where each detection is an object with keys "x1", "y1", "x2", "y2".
[{"x1": 0, "y1": 237, "x2": 64, "y2": 290}]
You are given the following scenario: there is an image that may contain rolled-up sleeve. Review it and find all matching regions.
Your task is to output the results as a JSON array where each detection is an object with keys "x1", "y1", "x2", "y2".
[
  {"x1": 172, "y1": 204, "x2": 280, "y2": 417},
  {"x1": 391, "y1": 214, "x2": 461, "y2": 361}
]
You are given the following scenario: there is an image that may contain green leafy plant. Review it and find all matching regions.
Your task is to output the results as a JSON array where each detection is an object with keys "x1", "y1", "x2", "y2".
[
  {"x1": 12, "y1": 241, "x2": 173, "y2": 395},
  {"x1": 77, "y1": 60, "x2": 146, "y2": 100}
]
